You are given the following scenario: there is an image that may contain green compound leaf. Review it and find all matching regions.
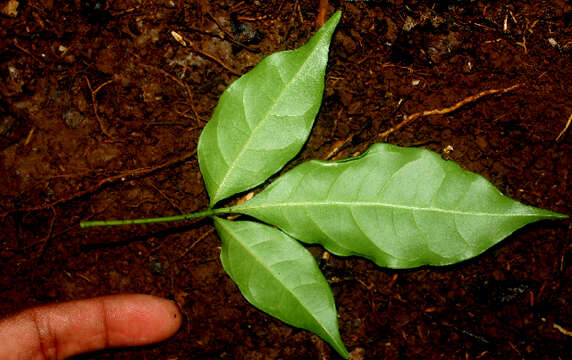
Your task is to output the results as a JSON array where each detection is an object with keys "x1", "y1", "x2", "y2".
[
  {"x1": 198, "y1": 11, "x2": 341, "y2": 207},
  {"x1": 214, "y1": 217, "x2": 349, "y2": 358},
  {"x1": 232, "y1": 143, "x2": 567, "y2": 268}
]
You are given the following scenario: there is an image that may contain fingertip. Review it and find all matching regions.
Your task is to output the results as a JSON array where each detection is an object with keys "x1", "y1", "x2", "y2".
[{"x1": 103, "y1": 294, "x2": 183, "y2": 346}]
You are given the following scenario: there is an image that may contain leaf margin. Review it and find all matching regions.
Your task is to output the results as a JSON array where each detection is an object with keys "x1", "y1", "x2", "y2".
[
  {"x1": 214, "y1": 216, "x2": 350, "y2": 358},
  {"x1": 229, "y1": 142, "x2": 568, "y2": 268},
  {"x1": 198, "y1": 11, "x2": 342, "y2": 207}
]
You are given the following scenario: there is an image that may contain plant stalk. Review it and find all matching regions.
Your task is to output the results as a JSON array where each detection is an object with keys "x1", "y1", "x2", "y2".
[{"x1": 80, "y1": 207, "x2": 233, "y2": 228}]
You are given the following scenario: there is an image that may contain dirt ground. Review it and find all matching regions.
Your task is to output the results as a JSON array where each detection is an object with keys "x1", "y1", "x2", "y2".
[{"x1": 1, "y1": 0, "x2": 571, "y2": 359}]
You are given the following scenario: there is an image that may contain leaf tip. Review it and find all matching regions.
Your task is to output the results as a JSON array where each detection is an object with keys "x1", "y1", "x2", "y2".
[
  {"x1": 324, "y1": 10, "x2": 342, "y2": 33},
  {"x1": 554, "y1": 212, "x2": 569, "y2": 220},
  {"x1": 535, "y1": 208, "x2": 569, "y2": 220},
  {"x1": 336, "y1": 344, "x2": 350, "y2": 359},
  {"x1": 331, "y1": 9, "x2": 342, "y2": 22}
]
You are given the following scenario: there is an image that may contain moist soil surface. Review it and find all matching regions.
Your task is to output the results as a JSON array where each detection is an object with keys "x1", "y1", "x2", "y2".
[{"x1": 1, "y1": 1, "x2": 571, "y2": 359}]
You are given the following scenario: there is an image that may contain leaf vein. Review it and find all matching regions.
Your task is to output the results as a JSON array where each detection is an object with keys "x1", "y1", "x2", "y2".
[
  {"x1": 214, "y1": 43, "x2": 321, "y2": 202},
  {"x1": 220, "y1": 220, "x2": 337, "y2": 342},
  {"x1": 239, "y1": 201, "x2": 549, "y2": 217}
]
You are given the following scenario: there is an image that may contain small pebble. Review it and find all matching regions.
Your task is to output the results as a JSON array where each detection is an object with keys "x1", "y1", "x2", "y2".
[{"x1": 62, "y1": 110, "x2": 85, "y2": 128}]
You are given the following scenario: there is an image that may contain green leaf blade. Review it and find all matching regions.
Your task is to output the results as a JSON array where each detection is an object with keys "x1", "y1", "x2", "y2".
[
  {"x1": 232, "y1": 143, "x2": 567, "y2": 268},
  {"x1": 198, "y1": 11, "x2": 341, "y2": 206},
  {"x1": 214, "y1": 217, "x2": 349, "y2": 358}
]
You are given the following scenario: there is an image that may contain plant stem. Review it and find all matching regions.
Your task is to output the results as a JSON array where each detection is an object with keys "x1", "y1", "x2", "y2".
[{"x1": 80, "y1": 207, "x2": 233, "y2": 228}]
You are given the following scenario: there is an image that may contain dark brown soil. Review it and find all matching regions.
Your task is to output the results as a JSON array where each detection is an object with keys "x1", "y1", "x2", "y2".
[{"x1": 1, "y1": 1, "x2": 571, "y2": 359}]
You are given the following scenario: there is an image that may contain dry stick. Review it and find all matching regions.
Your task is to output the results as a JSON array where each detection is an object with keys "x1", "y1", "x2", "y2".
[
  {"x1": 175, "y1": 110, "x2": 198, "y2": 122},
  {"x1": 0, "y1": 150, "x2": 197, "y2": 218},
  {"x1": 316, "y1": 0, "x2": 329, "y2": 26},
  {"x1": 325, "y1": 99, "x2": 405, "y2": 160},
  {"x1": 176, "y1": 228, "x2": 215, "y2": 261},
  {"x1": 325, "y1": 122, "x2": 370, "y2": 160},
  {"x1": 188, "y1": 45, "x2": 242, "y2": 76},
  {"x1": 84, "y1": 76, "x2": 114, "y2": 138},
  {"x1": 295, "y1": 1, "x2": 304, "y2": 23},
  {"x1": 93, "y1": 79, "x2": 113, "y2": 95},
  {"x1": 169, "y1": 22, "x2": 241, "y2": 75},
  {"x1": 555, "y1": 112, "x2": 572, "y2": 142},
  {"x1": 37, "y1": 206, "x2": 56, "y2": 256},
  {"x1": 134, "y1": 57, "x2": 201, "y2": 125},
  {"x1": 379, "y1": 83, "x2": 522, "y2": 139},
  {"x1": 148, "y1": 181, "x2": 184, "y2": 214},
  {"x1": 553, "y1": 323, "x2": 572, "y2": 337},
  {"x1": 13, "y1": 39, "x2": 45, "y2": 64},
  {"x1": 207, "y1": 12, "x2": 260, "y2": 53},
  {"x1": 236, "y1": 1, "x2": 284, "y2": 21}
]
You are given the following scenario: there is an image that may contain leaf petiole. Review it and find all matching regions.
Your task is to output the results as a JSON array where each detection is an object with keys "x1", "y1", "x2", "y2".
[{"x1": 79, "y1": 207, "x2": 234, "y2": 228}]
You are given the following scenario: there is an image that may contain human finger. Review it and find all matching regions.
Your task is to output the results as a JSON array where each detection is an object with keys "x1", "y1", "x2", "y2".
[{"x1": 0, "y1": 294, "x2": 182, "y2": 360}]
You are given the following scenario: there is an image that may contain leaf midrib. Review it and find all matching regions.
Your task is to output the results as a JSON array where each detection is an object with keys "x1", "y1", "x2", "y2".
[
  {"x1": 236, "y1": 201, "x2": 555, "y2": 217},
  {"x1": 213, "y1": 42, "x2": 321, "y2": 204}
]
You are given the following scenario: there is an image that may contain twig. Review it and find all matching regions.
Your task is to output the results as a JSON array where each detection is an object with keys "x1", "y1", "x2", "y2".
[
  {"x1": 84, "y1": 76, "x2": 114, "y2": 138},
  {"x1": 176, "y1": 228, "x2": 215, "y2": 261},
  {"x1": 174, "y1": 110, "x2": 199, "y2": 122},
  {"x1": 148, "y1": 181, "x2": 184, "y2": 214},
  {"x1": 24, "y1": 127, "x2": 35, "y2": 146},
  {"x1": 317, "y1": 0, "x2": 328, "y2": 26},
  {"x1": 555, "y1": 112, "x2": 572, "y2": 142},
  {"x1": 0, "y1": 150, "x2": 197, "y2": 218},
  {"x1": 20, "y1": 206, "x2": 57, "y2": 254},
  {"x1": 295, "y1": 1, "x2": 304, "y2": 23},
  {"x1": 37, "y1": 207, "x2": 57, "y2": 256},
  {"x1": 235, "y1": 1, "x2": 284, "y2": 22},
  {"x1": 188, "y1": 45, "x2": 242, "y2": 76},
  {"x1": 134, "y1": 55, "x2": 201, "y2": 124},
  {"x1": 325, "y1": 99, "x2": 402, "y2": 160},
  {"x1": 13, "y1": 39, "x2": 45, "y2": 63},
  {"x1": 93, "y1": 79, "x2": 113, "y2": 95},
  {"x1": 325, "y1": 121, "x2": 370, "y2": 160},
  {"x1": 146, "y1": 121, "x2": 188, "y2": 127},
  {"x1": 508, "y1": 342, "x2": 523, "y2": 357},
  {"x1": 379, "y1": 84, "x2": 522, "y2": 139},
  {"x1": 167, "y1": 22, "x2": 242, "y2": 75},
  {"x1": 424, "y1": 313, "x2": 492, "y2": 346},
  {"x1": 207, "y1": 12, "x2": 260, "y2": 53},
  {"x1": 553, "y1": 322, "x2": 572, "y2": 337}
]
